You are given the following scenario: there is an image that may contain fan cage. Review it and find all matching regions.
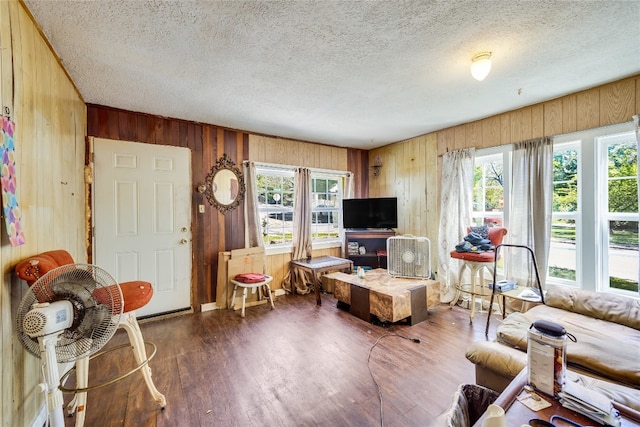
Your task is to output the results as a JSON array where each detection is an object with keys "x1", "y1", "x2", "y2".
[
  {"x1": 387, "y1": 235, "x2": 432, "y2": 279},
  {"x1": 16, "y1": 264, "x2": 123, "y2": 363}
]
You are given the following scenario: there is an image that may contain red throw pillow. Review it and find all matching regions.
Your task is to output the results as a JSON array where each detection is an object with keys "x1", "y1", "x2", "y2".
[{"x1": 234, "y1": 273, "x2": 266, "y2": 283}]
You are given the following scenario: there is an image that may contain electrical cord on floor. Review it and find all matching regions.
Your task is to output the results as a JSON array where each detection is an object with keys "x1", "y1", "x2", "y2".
[{"x1": 367, "y1": 332, "x2": 421, "y2": 427}]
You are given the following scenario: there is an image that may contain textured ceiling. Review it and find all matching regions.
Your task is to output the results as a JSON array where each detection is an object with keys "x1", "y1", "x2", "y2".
[{"x1": 25, "y1": 0, "x2": 640, "y2": 149}]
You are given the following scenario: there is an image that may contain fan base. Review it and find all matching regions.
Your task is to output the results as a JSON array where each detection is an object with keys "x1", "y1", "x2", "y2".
[{"x1": 59, "y1": 341, "x2": 157, "y2": 393}]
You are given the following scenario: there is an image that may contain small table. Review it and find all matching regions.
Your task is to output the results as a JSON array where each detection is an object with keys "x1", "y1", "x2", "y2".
[
  {"x1": 484, "y1": 286, "x2": 544, "y2": 335},
  {"x1": 289, "y1": 256, "x2": 353, "y2": 305},
  {"x1": 473, "y1": 369, "x2": 640, "y2": 427}
]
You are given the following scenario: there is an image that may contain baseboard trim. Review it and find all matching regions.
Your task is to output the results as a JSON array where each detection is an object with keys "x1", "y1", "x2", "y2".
[{"x1": 201, "y1": 302, "x2": 217, "y2": 312}]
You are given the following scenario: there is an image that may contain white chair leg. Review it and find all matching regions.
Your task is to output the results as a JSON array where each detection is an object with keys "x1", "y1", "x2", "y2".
[
  {"x1": 65, "y1": 354, "x2": 89, "y2": 426},
  {"x1": 230, "y1": 283, "x2": 238, "y2": 310},
  {"x1": 67, "y1": 394, "x2": 78, "y2": 417},
  {"x1": 469, "y1": 264, "x2": 478, "y2": 322},
  {"x1": 73, "y1": 355, "x2": 89, "y2": 426},
  {"x1": 264, "y1": 284, "x2": 275, "y2": 310},
  {"x1": 241, "y1": 287, "x2": 248, "y2": 317},
  {"x1": 120, "y1": 312, "x2": 167, "y2": 408},
  {"x1": 450, "y1": 262, "x2": 467, "y2": 308}
]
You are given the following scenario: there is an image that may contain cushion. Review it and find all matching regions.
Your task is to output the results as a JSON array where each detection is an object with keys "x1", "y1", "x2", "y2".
[
  {"x1": 449, "y1": 250, "x2": 496, "y2": 262},
  {"x1": 15, "y1": 250, "x2": 75, "y2": 285},
  {"x1": 545, "y1": 285, "x2": 640, "y2": 330},
  {"x1": 465, "y1": 341, "x2": 527, "y2": 378},
  {"x1": 120, "y1": 281, "x2": 154, "y2": 312},
  {"x1": 93, "y1": 281, "x2": 153, "y2": 313},
  {"x1": 234, "y1": 273, "x2": 266, "y2": 284}
]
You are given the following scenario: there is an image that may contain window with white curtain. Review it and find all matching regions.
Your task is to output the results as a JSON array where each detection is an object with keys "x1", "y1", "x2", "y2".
[
  {"x1": 472, "y1": 147, "x2": 510, "y2": 228},
  {"x1": 256, "y1": 169, "x2": 295, "y2": 246},
  {"x1": 255, "y1": 165, "x2": 346, "y2": 250},
  {"x1": 474, "y1": 122, "x2": 638, "y2": 295},
  {"x1": 311, "y1": 175, "x2": 341, "y2": 242}
]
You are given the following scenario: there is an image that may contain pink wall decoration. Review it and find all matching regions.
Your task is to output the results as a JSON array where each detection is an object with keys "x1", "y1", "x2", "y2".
[{"x1": 1, "y1": 117, "x2": 25, "y2": 246}]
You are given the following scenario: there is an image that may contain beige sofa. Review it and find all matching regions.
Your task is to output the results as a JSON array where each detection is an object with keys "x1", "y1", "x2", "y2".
[{"x1": 465, "y1": 285, "x2": 640, "y2": 409}]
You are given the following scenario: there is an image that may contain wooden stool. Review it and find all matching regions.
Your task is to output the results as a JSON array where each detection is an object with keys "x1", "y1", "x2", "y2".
[{"x1": 229, "y1": 275, "x2": 275, "y2": 317}]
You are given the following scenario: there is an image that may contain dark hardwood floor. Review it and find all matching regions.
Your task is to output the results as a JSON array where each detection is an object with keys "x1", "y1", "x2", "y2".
[{"x1": 62, "y1": 293, "x2": 499, "y2": 427}]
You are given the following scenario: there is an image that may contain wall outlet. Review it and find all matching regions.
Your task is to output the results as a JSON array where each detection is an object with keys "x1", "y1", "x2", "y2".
[{"x1": 198, "y1": 204, "x2": 205, "y2": 213}]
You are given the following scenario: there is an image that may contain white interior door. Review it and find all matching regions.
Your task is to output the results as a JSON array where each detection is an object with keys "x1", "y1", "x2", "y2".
[{"x1": 93, "y1": 138, "x2": 192, "y2": 317}]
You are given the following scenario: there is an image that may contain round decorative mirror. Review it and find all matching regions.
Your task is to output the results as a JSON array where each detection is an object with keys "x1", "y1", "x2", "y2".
[{"x1": 202, "y1": 154, "x2": 246, "y2": 214}]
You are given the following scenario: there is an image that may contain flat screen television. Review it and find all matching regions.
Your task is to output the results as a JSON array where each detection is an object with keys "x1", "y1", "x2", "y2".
[{"x1": 342, "y1": 197, "x2": 398, "y2": 229}]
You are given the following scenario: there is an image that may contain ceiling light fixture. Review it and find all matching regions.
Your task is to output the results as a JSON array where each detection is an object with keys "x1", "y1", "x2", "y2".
[{"x1": 470, "y1": 52, "x2": 492, "y2": 81}]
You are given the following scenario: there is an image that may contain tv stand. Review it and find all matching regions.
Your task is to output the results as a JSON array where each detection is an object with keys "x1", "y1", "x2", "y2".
[{"x1": 344, "y1": 229, "x2": 395, "y2": 269}]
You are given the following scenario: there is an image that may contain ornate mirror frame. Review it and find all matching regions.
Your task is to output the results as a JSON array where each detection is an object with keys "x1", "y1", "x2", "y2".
[{"x1": 203, "y1": 154, "x2": 246, "y2": 214}]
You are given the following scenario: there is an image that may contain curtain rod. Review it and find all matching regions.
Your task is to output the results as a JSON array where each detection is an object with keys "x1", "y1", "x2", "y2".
[{"x1": 243, "y1": 160, "x2": 351, "y2": 177}]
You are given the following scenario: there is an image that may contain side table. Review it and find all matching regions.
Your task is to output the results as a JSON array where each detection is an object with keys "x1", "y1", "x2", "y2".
[
  {"x1": 290, "y1": 256, "x2": 353, "y2": 305},
  {"x1": 485, "y1": 244, "x2": 545, "y2": 335}
]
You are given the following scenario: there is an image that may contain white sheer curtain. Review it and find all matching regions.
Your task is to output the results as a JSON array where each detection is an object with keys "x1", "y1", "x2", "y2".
[
  {"x1": 438, "y1": 148, "x2": 475, "y2": 302},
  {"x1": 282, "y1": 167, "x2": 313, "y2": 294},
  {"x1": 507, "y1": 136, "x2": 553, "y2": 288},
  {"x1": 634, "y1": 115, "x2": 640, "y2": 296},
  {"x1": 243, "y1": 161, "x2": 264, "y2": 248}
]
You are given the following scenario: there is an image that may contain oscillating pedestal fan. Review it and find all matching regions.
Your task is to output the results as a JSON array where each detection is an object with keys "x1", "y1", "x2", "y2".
[{"x1": 15, "y1": 264, "x2": 123, "y2": 427}]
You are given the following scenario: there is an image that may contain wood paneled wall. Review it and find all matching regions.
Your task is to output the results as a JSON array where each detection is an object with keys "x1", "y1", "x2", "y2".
[
  {"x1": 435, "y1": 75, "x2": 640, "y2": 154},
  {"x1": 368, "y1": 134, "x2": 440, "y2": 271},
  {"x1": 87, "y1": 112, "x2": 367, "y2": 307},
  {"x1": 248, "y1": 134, "x2": 369, "y2": 199},
  {"x1": 1, "y1": 2, "x2": 87, "y2": 426},
  {"x1": 87, "y1": 105, "x2": 250, "y2": 309},
  {"x1": 369, "y1": 74, "x2": 640, "y2": 281}
]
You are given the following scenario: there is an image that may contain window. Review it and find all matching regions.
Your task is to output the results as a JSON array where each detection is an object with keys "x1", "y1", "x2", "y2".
[
  {"x1": 553, "y1": 122, "x2": 638, "y2": 296},
  {"x1": 472, "y1": 147, "x2": 509, "y2": 227},
  {"x1": 256, "y1": 166, "x2": 346, "y2": 249},
  {"x1": 598, "y1": 131, "x2": 638, "y2": 294},
  {"x1": 549, "y1": 142, "x2": 580, "y2": 286},
  {"x1": 311, "y1": 176, "x2": 341, "y2": 241},
  {"x1": 256, "y1": 169, "x2": 294, "y2": 246}
]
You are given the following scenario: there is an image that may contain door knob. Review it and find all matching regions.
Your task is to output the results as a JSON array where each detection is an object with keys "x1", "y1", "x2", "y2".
[
  {"x1": 181, "y1": 227, "x2": 188, "y2": 232},
  {"x1": 180, "y1": 238, "x2": 188, "y2": 244}
]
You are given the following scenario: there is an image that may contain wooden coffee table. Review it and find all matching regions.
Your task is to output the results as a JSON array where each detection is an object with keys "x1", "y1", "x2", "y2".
[{"x1": 332, "y1": 268, "x2": 440, "y2": 325}]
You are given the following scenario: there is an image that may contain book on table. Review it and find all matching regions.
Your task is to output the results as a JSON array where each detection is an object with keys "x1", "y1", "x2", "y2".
[{"x1": 489, "y1": 279, "x2": 517, "y2": 292}]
